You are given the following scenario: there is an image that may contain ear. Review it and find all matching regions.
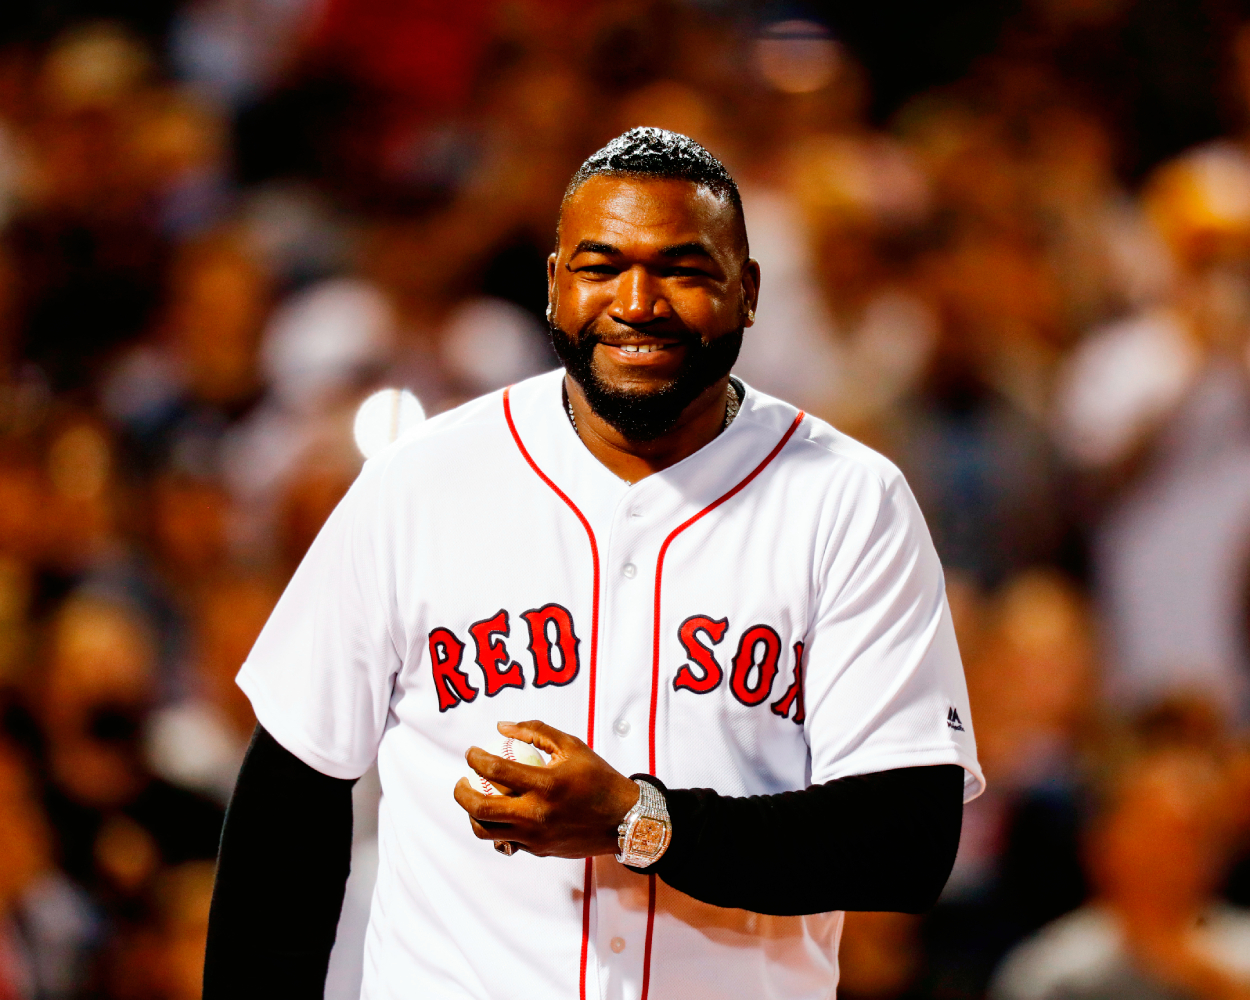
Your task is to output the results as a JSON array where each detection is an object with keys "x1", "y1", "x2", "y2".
[
  {"x1": 546, "y1": 252, "x2": 558, "y2": 322},
  {"x1": 741, "y1": 258, "x2": 761, "y2": 327}
]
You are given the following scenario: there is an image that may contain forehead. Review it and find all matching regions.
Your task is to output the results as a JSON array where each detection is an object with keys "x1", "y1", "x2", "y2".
[{"x1": 559, "y1": 175, "x2": 739, "y2": 254}]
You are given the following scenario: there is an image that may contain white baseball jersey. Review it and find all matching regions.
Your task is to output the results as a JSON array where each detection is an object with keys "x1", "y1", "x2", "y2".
[{"x1": 238, "y1": 368, "x2": 983, "y2": 1000}]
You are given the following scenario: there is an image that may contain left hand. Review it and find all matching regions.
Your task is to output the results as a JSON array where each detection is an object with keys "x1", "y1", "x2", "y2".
[{"x1": 453, "y1": 720, "x2": 640, "y2": 858}]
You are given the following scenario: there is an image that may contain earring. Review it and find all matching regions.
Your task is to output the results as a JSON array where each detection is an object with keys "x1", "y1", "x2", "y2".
[
  {"x1": 747, "y1": 310, "x2": 755, "y2": 323},
  {"x1": 546, "y1": 303, "x2": 554, "y2": 322}
]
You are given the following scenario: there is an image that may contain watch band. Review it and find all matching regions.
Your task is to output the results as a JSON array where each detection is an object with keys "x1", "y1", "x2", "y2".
[{"x1": 616, "y1": 777, "x2": 672, "y2": 868}]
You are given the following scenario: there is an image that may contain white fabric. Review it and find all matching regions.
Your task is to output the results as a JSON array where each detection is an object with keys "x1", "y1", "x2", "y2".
[
  {"x1": 238, "y1": 368, "x2": 982, "y2": 1000},
  {"x1": 145, "y1": 700, "x2": 248, "y2": 805},
  {"x1": 1052, "y1": 308, "x2": 1200, "y2": 468},
  {"x1": 260, "y1": 277, "x2": 397, "y2": 414},
  {"x1": 733, "y1": 187, "x2": 842, "y2": 413},
  {"x1": 1095, "y1": 363, "x2": 1250, "y2": 716},
  {"x1": 990, "y1": 904, "x2": 1250, "y2": 1000},
  {"x1": 440, "y1": 297, "x2": 551, "y2": 396}
]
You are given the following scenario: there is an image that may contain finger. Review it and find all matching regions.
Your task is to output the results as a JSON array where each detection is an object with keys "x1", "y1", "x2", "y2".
[
  {"x1": 456, "y1": 785, "x2": 537, "y2": 826},
  {"x1": 453, "y1": 777, "x2": 489, "y2": 814},
  {"x1": 454, "y1": 779, "x2": 517, "y2": 820},
  {"x1": 465, "y1": 747, "x2": 552, "y2": 795},
  {"x1": 469, "y1": 817, "x2": 520, "y2": 842},
  {"x1": 498, "y1": 719, "x2": 578, "y2": 759}
]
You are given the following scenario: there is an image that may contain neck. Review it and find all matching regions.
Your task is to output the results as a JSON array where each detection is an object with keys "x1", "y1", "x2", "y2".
[{"x1": 565, "y1": 374, "x2": 733, "y2": 483}]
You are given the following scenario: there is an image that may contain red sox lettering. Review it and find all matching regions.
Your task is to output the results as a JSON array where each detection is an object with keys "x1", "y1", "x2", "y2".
[
  {"x1": 467, "y1": 610, "x2": 525, "y2": 697},
  {"x1": 428, "y1": 627, "x2": 475, "y2": 712},
  {"x1": 674, "y1": 614, "x2": 806, "y2": 723},
  {"x1": 430, "y1": 604, "x2": 583, "y2": 712},
  {"x1": 521, "y1": 604, "x2": 581, "y2": 687},
  {"x1": 672, "y1": 615, "x2": 728, "y2": 693},
  {"x1": 431, "y1": 608, "x2": 806, "y2": 723}
]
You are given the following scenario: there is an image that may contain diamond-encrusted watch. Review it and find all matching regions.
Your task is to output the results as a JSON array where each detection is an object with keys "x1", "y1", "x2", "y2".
[{"x1": 616, "y1": 778, "x2": 672, "y2": 868}]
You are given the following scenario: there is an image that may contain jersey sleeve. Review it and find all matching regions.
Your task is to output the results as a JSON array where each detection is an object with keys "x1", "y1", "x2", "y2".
[
  {"x1": 236, "y1": 455, "x2": 402, "y2": 780},
  {"x1": 803, "y1": 462, "x2": 984, "y2": 802}
]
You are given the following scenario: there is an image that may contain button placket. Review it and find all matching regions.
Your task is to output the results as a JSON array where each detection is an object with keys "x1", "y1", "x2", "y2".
[{"x1": 597, "y1": 485, "x2": 658, "y2": 774}]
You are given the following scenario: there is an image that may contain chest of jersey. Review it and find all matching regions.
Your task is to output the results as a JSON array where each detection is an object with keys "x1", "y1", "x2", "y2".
[
  {"x1": 239, "y1": 374, "x2": 977, "y2": 1000},
  {"x1": 390, "y1": 431, "x2": 815, "y2": 795}
]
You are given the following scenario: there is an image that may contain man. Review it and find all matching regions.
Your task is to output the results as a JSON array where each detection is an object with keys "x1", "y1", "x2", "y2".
[
  {"x1": 991, "y1": 741, "x2": 1250, "y2": 1000},
  {"x1": 203, "y1": 128, "x2": 983, "y2": 1000}
]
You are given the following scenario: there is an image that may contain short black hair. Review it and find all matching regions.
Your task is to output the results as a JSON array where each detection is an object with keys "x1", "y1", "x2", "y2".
[{"x1": 561, "y1": 127, "x2": 747, "y2": 253}]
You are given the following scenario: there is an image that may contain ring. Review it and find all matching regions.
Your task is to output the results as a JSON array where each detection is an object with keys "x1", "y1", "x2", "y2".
[{"x1": 494, "y1": 841, "x2": 516, "y2": 856}]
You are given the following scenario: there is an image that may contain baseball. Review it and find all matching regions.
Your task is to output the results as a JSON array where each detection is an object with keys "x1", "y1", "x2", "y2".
[{"x1": 470, "y1": 734, "x2": 546, "y2": 796}]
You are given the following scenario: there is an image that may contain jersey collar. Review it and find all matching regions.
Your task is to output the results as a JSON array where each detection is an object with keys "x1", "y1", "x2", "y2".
[{"x1": 503, "y1": 369, "x2": 805, "y2": 528}]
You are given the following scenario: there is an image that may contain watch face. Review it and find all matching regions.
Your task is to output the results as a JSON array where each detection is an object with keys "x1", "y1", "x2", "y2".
[{"x1": 631, "y1": 817, "x2": 668, "y2": 857}]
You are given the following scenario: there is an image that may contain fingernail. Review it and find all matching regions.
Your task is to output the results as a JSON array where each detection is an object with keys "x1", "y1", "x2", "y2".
[{"x1": 498, "y1": 721, "x2": 515, "y2": 728}]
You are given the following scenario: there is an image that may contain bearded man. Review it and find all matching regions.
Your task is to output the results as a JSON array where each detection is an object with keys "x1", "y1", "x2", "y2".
[{"x1": 203, "y1": 128, "x2": 982, "y2": 1000}]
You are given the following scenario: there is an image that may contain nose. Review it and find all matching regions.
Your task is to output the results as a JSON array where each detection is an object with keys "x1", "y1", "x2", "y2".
[{"x1": 611, "y1": 266, "x2": 672, "y2": 325}]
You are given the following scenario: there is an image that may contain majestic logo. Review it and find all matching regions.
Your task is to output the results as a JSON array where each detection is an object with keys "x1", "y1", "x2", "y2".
[
  {"x1": 428, "y1": 603, "x2": 581, "y2": 712},
  {"x1": 946, "y1": 707, "x2": 965, "y2": 732},
  {"x1": 673, "y1": 615, "x2": 805, "y2": 724}
]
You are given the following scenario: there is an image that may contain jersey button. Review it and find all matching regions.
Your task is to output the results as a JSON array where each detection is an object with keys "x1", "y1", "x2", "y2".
[
  {"x1": 622, "y1": 562, "x2": 637, "y2": 578},
  {"x1": 610, "y1": 937, "x2": 626, "y2": 953},
  {"x1": 613, "y1": 719, "x2": 630, "y2": 737}
]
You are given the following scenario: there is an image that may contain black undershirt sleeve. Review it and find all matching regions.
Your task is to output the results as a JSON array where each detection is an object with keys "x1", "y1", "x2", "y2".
[
  {"x1": 632, "y1": 764, "x2": 965, "y2": 916},
  {"x1": 203, "y1": 725, "x2": 356, "y2": 1000},
  {"x1": 203, "y1": 729, "x2": 963, "y2": 992}
]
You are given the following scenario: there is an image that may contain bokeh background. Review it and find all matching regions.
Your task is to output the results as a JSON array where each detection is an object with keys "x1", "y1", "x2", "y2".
[{"x1": 1, "y1": 2, "x2": 1250, "y2": 998}]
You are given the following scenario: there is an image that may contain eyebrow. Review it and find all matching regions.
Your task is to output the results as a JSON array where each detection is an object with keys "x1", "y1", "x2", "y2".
[
  {"x1": 659, "y1": 242, "x2": 715, "y2": 260},
  {"x1": 568, "y1": 239, "x2": 717, "y2": 260},
  {"x1": 571, "y1": 240, "x2": 619, "y2": 257}
]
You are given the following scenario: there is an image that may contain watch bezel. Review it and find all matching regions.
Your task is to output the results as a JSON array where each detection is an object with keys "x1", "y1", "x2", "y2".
[{"x1": 616, "y1": 778, "x2": 672, "y2": 867}]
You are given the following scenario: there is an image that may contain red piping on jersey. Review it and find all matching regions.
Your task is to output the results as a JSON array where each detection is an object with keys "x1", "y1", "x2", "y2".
[
  {"x1": 640, "y1": 409, "x2": 805, "y2": 1000},
  {"x1": 502, "y1": 387, "x2": 601, "y2": 1000}
]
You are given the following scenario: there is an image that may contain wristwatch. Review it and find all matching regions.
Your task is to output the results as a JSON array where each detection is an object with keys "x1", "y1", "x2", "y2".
[{"x1": 616, "y1": 777, "x2": 672, "y2": 868}]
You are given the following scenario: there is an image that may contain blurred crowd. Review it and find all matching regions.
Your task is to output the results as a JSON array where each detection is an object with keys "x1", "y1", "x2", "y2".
[{"x1": 0, "y1": 1, "x2": 1249, "y2": 998}]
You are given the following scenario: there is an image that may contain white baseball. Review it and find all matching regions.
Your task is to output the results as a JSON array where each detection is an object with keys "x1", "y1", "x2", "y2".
[{"x1": 470, "y1": 733, "x2": 546, "y2": 796}]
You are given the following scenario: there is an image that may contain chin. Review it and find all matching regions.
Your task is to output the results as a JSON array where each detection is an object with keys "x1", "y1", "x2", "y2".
[{"x1": 590, "y1": 368, "x2": 682, "y2": 398}]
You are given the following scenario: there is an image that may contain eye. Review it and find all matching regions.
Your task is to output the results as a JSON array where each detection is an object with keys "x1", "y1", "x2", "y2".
[
  {"x1": 574, "y1": 263, "x2": 619, "y2": 276},
  {"x1": 663, "y1": 266, "x2": 711, "y2": 278}
]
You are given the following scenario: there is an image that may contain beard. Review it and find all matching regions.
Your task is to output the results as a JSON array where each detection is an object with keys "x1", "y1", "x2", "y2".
[{"x1": 549, "y1": 321, "x2": 744, "y2": 441}]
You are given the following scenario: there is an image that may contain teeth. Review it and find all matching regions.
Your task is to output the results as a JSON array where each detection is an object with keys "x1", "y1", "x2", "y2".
[{"x1": 620, "y1": 344, "x2": 662, "y2": 353}]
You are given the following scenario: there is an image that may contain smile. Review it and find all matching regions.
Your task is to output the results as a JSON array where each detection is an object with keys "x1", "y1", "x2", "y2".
[{"x1": 599, "y1": 340, "x2": 686, "y2": 366}]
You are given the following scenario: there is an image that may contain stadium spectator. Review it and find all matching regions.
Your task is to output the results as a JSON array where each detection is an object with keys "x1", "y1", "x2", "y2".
[
  {"x1": 0, "y1": 741, "x2": 96, "y2": 999},
  {"x1": 145, "y1": 573, "x2": 277, "y2": 804},
  {"x1": 991, "y1": 739, "x2": 1250, "y2": 1000}
]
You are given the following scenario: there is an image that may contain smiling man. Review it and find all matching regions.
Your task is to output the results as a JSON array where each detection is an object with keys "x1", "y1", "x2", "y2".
[{"x1": 203, "y1": 128, "x2": 983, "y2": 1000}]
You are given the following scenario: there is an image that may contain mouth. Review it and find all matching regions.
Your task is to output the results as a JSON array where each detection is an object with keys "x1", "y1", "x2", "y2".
[{"x1": 596, "y1": 336, "x2": 687, "y2": 366}]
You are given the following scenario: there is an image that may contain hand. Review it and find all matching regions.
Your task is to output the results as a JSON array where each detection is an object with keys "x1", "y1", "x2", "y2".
[{"x1": 453, "y1": 720, "x2": 640, "y2": 858}]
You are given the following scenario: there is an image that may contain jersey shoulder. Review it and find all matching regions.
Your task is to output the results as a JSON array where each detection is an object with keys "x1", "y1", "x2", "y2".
[
  {"x1": 369, "y1": 369, "x2": 562, "y2": 472},
  {"x1": 739, "y1": 381, "x2": 907, "y2": 495}
]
